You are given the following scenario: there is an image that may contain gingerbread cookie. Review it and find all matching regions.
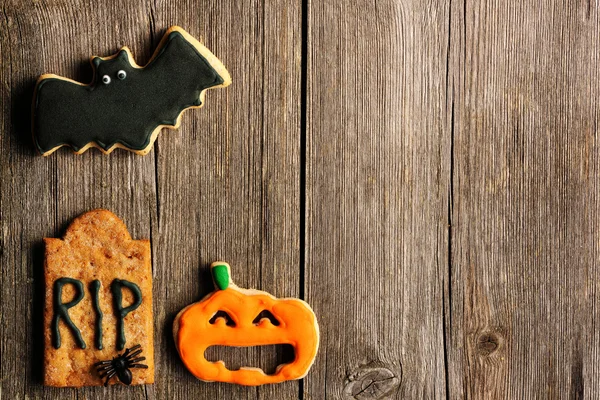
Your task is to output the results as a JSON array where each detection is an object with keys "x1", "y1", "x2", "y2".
[
  {"x1": 43, "y1": 209, "x2": 154, "y2": 387},
  {"x1": 173, "y1": 262, "x2": 319, "y2": 386},
  {"x1": 33, "y1": 26, "x2": 231, "y2": 156}
]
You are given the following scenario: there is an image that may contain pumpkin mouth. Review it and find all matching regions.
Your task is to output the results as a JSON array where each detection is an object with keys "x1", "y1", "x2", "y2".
[{"x1": 204, "y1": 344, "x2": 295, "y2": 375}]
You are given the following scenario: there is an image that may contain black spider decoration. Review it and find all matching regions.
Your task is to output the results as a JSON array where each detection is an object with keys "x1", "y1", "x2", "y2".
[{"x1": 94, "y1": 344, "x2": 148, "y2": 386}]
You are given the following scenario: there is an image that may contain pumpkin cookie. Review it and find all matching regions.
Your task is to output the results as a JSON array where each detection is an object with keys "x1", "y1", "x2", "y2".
[
  {"x1": 173, "y1": 262, "x2": 319, "y2": 386},
  {"x1": 43, "y1": 209, "x2": 154, "y2": 387}
]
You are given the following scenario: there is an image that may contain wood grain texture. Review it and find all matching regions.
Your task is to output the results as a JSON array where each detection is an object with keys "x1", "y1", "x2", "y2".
[
  {"x1": 447, "y1": 0, "x2": 600, "y2": 398},
  {"x1": 149, "y1": 0, "x2": 301, "y2": 399},
  {"x1": 304, "y1": 0, "x2": 450, "y2": 398},
  {"x1": 3, "y1": 0, "x2": 600, "y2": 398}
]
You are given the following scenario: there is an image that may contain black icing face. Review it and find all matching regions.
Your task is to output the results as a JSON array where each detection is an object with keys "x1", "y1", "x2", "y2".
[{"x1": 92, "y1": 50, "x2": 132, "y2": 87}]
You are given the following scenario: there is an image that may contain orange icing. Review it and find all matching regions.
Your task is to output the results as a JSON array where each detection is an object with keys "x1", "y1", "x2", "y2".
[{"x1": 176, "y1": 286, "x2": 319, "y2": 386}]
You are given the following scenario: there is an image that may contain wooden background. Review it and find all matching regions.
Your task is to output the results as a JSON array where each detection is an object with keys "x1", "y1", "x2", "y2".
[{"x1": 1, "y1": 0, "x2": 599, "y2": 398}]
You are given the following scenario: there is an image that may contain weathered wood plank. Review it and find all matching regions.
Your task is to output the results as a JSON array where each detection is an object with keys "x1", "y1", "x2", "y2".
[
  {"x1": 305, "y1": 1, "x2": 451, "y2": 398},
  {"x1": 149, "y1": 1, "x2": 301, "y2": 399},
  {"x1": 3, "y1": 0, "x2": 600, "y2": 397},
  {"x1": 448, "y1": 0, "x2": 600, "y2": 398}
]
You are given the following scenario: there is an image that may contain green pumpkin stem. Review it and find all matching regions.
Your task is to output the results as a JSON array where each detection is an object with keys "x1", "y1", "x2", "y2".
[{"x1": 211, "y1": 262, "x2": 231, "y2": 290}]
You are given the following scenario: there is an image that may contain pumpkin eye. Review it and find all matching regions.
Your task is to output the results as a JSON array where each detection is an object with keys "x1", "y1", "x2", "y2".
[
  {"x1": 252, "y1": 310, "x2": 280, "y2": 326},
  {"x1": 209, "y1": 310, "x2": 236, "y2": 327}
]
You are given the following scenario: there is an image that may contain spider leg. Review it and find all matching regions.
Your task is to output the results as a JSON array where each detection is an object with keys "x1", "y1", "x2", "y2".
[
  {"x1": 123, "y1": 344, "x2": 141, "y2": 357},
  {"x1": 97, "y1": 367, "x2": 113, "y2": 375},
  {"x1": 130, "y1": 364, "x2": 148, "y2": 369},
  {"x1": 94, "y1": 360, "x2": 113, "y2": 366},
  {"x1": 99, "y1": 367, "x2": 115, "y2": 378},
  {"x1": 97, "y1": 365, "x2": 114, "y2": 373},
  {"x1": 129, "y1": 357, "x2": 146, "y2": 364},
  {"x1": 103, "y1": 370, "x2": 117, "y2": 387},
  {"x1": 126, "y1": 349, "x2": 143, "y2": 360}
]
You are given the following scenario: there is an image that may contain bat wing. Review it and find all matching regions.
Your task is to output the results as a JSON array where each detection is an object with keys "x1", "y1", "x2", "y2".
[{"x1": 139, "y1": 28, "x2": 231, "y2": 127}]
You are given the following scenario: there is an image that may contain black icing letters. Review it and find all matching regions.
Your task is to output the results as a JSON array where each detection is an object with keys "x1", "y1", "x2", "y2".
[
  {"x1": 111, "y1": 279, "x2": 143, "y2": 350},
  {"x1": 51, "y1": 278, "x2": 142, "y2": 350},
  {"x1": 52, "y1": 278, "x2": 87, "y2": 349},
  {"x1": 90, "y1": 280, "x2": 104, "y2": 350}
]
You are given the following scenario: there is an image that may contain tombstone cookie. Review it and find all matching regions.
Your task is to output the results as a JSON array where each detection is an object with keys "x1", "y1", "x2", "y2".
[
  {"x1": 33, "y1": 26, "x2": 231, "y2": 156},
  {"x1": 43, "y1": 209, "x2": 153, "y2": 387},
  {"x1": 173, "y1": 262, "x2": 319, "y2": 386}
]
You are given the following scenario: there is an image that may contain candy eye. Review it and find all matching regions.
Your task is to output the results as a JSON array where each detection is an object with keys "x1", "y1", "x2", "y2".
[
  {"x1": 101, "y1": 75, "x2": 111, "y2": 85},
  {"x1": 117, "y1": 70, "x2": 127, "y2": 80}
]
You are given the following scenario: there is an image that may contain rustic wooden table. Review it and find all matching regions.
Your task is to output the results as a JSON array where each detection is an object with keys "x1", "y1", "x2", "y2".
[{"x1": 1, "y1": 0, "x2": 599, "y2": 398}]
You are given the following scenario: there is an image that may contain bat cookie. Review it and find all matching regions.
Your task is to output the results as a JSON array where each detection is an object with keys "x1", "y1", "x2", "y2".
[
  {"x1": 173, "y1": 262, "x2": 319, "y2": 386},
  {"x1": 43, "y1": 209, "x2": 154, "y2": 387},
  {"x1": 32, "y1": 26, "x2": 231, "y2": 156}
]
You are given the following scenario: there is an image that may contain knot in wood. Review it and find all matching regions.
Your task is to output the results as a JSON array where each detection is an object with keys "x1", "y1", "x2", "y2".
[
  {"x1": 343, "y1": 366, "x2": 400, "y2": 399},
  {"x1": 476, "y1": 332, "x2": 501, "y2": 356}
]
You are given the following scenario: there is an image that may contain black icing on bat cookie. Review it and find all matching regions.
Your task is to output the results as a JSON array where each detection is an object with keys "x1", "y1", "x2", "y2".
[{"x1": 32, "y1": 26, "x2": 231, "y2": 155}]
